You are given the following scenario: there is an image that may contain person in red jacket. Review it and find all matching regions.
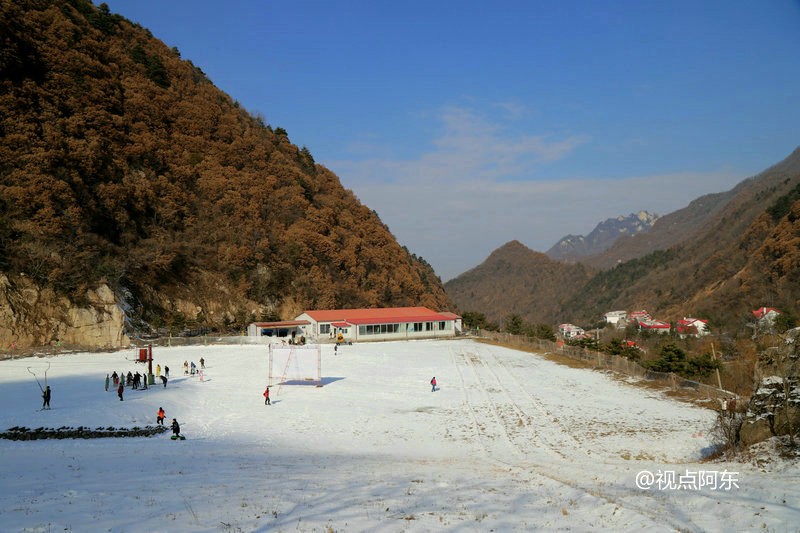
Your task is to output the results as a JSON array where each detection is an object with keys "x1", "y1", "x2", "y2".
[
  {"x1": 263, "y1": 386, "x2": 271, "y2": 405},
  {"x1": 157, "y1": 407, "x2": 166, "y2": 425},
  {"x1": 117, "y1": 382, "x2": 124, "y2": 401},
  {"x1": 430, "y1": 376, "x2": 437, "y2": 392}
]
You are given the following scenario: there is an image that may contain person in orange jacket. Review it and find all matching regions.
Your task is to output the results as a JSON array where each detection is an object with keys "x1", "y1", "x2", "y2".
[
  {"x1": 157, "y1": 407, "x2": 166, "y2": 425},
  {"x1": 263, "y1": 386, "x2": 271, "y2": 405}
]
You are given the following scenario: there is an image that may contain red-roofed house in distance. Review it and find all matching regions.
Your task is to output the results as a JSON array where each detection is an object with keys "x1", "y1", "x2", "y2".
[
  {"x1": 638, "y1": 320, "x2": 671, "y2": 334},
  {"x1": 558, "y1": 323, "x2": 585, "y2": 339},
  {"x1": 677, "y1": 318, "x2": 710, "y2": 338},
  {"x1": 753, "y1": 307, "x2": 781, "y2": 325},
  {"x1": 294, "y1": 307, "x2": 461, "y2": 342}
]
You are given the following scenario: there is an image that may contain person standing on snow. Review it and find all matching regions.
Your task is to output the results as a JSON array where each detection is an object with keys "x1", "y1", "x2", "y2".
[
  {"x1": 156, "y1": 364, "x2": 161, "y2": 377},
  {"x1": 157, "y1": 407, "x2": 166, "y2": 425},
  {"x1": 263, "y1": 386, "x2": 271, "y2": 405},
  {"x1": 430, "y1": 377, "x2": 437, "y2": 392},
  {"x1": 160, "y1": 375, "x2": 168, "y2": 388},
  {"x1": 105, "y1": 374, "x2": 109, "y2": 392},
  {"x1": 42, "y1": 385, "x2": 51, "y2": 409},
  {"x1": 164, "y1": 365, "x2": 170, "y2": 378},
  {"x1": 117, "y1": 382, "x2": 124, "y2": 401},
  {"x1": 171, "y1": 418, "x2": 181, "y2": 438},
  {"x1": 199, "y1": 357, "x2": 205, "y2": 369}
]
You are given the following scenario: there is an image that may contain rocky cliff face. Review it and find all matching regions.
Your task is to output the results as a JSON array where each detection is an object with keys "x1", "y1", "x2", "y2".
[
  {"x1": 546, "y1": 211, "x2": 658, "y2": 262},
  {"x1": 0, "y1": 275, "x2": 129, "y2": 350}
]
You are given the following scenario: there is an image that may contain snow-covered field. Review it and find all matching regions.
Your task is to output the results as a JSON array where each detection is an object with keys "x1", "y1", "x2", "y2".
[{"x1": 1, "y1": 339, "x2": 797, "y2": 532}]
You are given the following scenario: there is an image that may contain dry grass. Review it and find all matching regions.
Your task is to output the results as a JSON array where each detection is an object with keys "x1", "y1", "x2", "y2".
[{"x1": 541, "y1": 351, "x2": 595, "y2": 369}]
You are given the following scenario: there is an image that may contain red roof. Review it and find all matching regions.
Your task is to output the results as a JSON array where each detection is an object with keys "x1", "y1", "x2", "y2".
[
  {"x1": 302, "y1": 307, "x2": 454, "y2": 325},
  {"x1": 678, "y1": 318, "x2": 705, "y2": 325},
  {"x1": 639, "y1": 320, "x2": 670, "y2": 329},
  {"x1": 753, "y1": 307, "x2": 781, "y2": 319},
  {"x1": 330, "y1": 321, "x2": 351, "y2": 327}
]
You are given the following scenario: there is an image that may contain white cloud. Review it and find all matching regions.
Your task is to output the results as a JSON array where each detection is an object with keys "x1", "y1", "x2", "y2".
[{"x1": 333, "y1": 105, "x2": 587, "y2": 185}]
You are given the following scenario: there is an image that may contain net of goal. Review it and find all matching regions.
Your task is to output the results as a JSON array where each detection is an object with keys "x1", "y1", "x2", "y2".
[{"x1": 268, "y1": 344, "x2": 322, "y2": 385}]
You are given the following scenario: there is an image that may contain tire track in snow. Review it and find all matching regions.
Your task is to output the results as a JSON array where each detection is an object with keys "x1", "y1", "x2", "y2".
[
  {"x1": 450, "y1": 349, "x2": 525, "y2": 458},
  {"x1": 471, "y1": 345, "x2": 587, "y2": 459},
  {"x1": 457, "y1": 347, "x2": 545, "y2": 459},
  {"x1": 463, "y1": 343, "x2": 704, "y2": 532}
]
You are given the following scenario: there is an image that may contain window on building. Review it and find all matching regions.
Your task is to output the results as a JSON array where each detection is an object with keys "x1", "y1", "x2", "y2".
[
  {"x1": 320, "y1": 324, "x2": 330, "y2": 334},
  {"x1": 439, "y1": 321, "x2": 446, "y2": 330}
]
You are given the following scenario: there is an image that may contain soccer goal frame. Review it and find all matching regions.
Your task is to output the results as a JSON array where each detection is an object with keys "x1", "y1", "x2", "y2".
[{"x1": 268, "y1": 344, "x2": 322, "y2": 385}]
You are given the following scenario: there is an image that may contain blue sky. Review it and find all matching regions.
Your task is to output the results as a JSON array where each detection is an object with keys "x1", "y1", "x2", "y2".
[{"x1": 102, "y1": 1, "x2": 800, "y2": 281}]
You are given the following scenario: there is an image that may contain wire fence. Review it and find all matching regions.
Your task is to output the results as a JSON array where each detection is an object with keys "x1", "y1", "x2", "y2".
[
  {"x1": 474, "y1": 330, "x2": 737, "y2": 401},
  {"x1": 0, "y1": 329, "x2": 738, "y2": 401},
  {"x1": 129, "y1": 334, "x2": 269, "y2": 348}
]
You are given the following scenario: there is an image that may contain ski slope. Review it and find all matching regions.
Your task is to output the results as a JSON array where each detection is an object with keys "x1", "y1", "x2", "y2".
[{"x1": 0, "y1": 339, "x2": 797, "y2": 532}]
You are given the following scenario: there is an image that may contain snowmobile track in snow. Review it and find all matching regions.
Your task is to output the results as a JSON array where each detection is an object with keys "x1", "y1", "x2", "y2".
[{"x1": 451, "y1": 345, "x2": 705, "y2": 532}]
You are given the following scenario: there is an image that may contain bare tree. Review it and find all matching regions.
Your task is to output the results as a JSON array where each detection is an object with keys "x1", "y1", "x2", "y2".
[
  {"x1": 757, "y1": 330, "x2": 800, "y2": 448},
  {"x1": 711, "y1": 399, "x2": 744, "y2": 459}
]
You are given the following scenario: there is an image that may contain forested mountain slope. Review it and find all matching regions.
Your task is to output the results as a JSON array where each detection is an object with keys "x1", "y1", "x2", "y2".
[
  {"x1": 563, "y1": 147, "x2": 800, "y2": 329},
  {"x1": 444, "y1": 241, "x2": 594, "y2": 325},
  {"x1": 0, "y1": 0, "x2": 451, "y2": 348}
]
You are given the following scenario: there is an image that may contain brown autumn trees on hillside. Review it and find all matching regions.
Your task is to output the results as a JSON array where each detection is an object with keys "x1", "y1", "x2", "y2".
[{"x1": 0, "y1": 0, "x2": 451, "y2": 338}]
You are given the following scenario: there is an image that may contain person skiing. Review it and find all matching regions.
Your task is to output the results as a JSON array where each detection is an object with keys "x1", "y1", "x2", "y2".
[
  {"x1": 190, "y1": 361, "x2": 196, "y2": 375},
  {"x1": 430, "y1": 376, "x2": 437, "y2": 392},
  {"x1": 171, "y1": 418, "x2": 181, "y2": 438},
  {"x1": 111, "y1": 371, "x2": 118, "y2": 386},
  {"x1": 117, "y1": 382, "x2": 124, "y2": 401},
  {"x1": 199, "y1": 357, "x2": 205, "y2": 369},
  {"x1": 157, "y1": 407, "x2": 166, "y2": 426},
  {"x1": 263, "y1": 386, "x2": 271, "y2": 405},
  {"x1": 42, "y1": 385, "x2": 51, "y2": 409}
]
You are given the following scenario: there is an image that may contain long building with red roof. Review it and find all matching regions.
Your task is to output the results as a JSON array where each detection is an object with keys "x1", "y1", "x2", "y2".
[{"x1": 295, "y1": 306, "x2": 461, "y2": 342}]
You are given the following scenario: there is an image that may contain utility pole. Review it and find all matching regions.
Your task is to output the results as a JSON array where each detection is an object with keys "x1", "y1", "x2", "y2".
[{"x1": 711, "y1": 342, "x2": 722, "y2": 390}]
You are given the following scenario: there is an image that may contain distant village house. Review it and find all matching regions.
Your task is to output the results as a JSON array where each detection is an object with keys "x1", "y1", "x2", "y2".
[
  {"x1": 558, "y1": 323, "x2": 585, "y2": 339},
  {"x1": 603, "y1": 310, "x2": 627, "y2": 327},
  {"x1": 676, "y1": 318, "x2": 710, "y2": 338},
  {"x1": 752, "y1": 307, "x2": 781, "y2": 326}
]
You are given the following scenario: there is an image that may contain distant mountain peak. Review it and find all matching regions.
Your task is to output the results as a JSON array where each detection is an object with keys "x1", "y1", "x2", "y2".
[{"x1": 545, "y1": 211, "x2": 659, "y2": 261}]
